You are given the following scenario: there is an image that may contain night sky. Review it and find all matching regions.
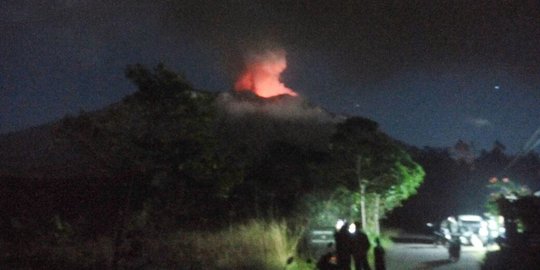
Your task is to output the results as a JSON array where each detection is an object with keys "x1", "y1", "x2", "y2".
[{"x1": 2, "y1": 0, "x2": 540, "y2": 153}]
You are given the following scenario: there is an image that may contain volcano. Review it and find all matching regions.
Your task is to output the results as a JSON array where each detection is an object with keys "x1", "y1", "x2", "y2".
[{"x1": 0, "y1": 86, "x2": 340, "y2": 179}]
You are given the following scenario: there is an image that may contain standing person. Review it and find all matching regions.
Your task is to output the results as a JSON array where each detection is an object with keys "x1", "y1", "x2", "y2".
[
  {"x1": 374, "y1": 237, "x2": 386, "y2": 270},
  {"x1": 448, "y1": 234, "x2": 461, "y2": 262},
  {"x1": 334, "y1": 221, "x2": 352, "y2": 270},
  {"x1": 351, "y1": 221, "x2": 371, "y2": 270}
]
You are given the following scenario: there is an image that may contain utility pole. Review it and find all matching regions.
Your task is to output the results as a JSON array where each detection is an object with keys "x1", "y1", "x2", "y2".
[
  {"x1": 374, "y1": 193, "x2": 380, "y2": 235},
  {"x1": 357, "y1": 155, "x2": 367, "y2": 229}
]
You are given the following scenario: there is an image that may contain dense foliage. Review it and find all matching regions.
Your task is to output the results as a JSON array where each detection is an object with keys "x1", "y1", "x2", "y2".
[
  {"x1": 299, "y1": 117, "x2": 425, "y2": 228},
  {"x1": 1, "y1": 64, "x2": 427, "y2": 268}
]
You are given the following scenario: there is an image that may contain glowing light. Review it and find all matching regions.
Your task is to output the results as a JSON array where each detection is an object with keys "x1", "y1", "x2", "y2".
[
  {"x1": 234, "y1": 49, "x2": 298, "y2": 98},
  {"x1": 348, "y1": 223, "x2": 356, "y2": 234},
  {"x1": 458, "y1": 215, "x2": 483, "y2": 222},
  {"x1": 335, "y1": 219, "x2": 345, "y2": 231}
]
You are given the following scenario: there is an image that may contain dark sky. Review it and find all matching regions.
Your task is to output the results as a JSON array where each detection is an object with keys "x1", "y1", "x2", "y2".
[{"x1": 2, "y1": 0, "x2": 540, "y2": 153}]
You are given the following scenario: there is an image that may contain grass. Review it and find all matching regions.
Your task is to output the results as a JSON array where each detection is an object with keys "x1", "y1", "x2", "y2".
[
  {"x1": 160, "y1": 219, "x2": 306, "y2": 269},
  {"x1": 3, "y1": 220, "x2": 397, "y2": 269}
]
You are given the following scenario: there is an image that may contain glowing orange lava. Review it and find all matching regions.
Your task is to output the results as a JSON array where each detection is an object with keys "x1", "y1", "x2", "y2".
[{"x1": 234, "y1": 50, "x2": 297, "y2": 98}]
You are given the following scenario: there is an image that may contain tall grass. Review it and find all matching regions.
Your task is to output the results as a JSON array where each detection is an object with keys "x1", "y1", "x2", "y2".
[
  {"x1": 5, "y1": 220, "x2": 400, "y2": 269},
  {"x1": 137, "y1": 219, "x2": 304, "y2": 270},
  {"x1": 4, "y1": 219, "x2": 305, "y2": 269}
]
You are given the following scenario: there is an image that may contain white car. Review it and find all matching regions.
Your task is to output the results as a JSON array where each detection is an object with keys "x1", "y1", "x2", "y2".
[{"x1": 439, "y1": 215, "x2": 500, "y2": 247}]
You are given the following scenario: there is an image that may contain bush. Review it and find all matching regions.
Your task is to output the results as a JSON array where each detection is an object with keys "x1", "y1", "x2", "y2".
[
  {"x1": 3, "y1": 219, "x2": 312, "y2": 269},
  {"x1": 112, "y1": 219, "x2": 307, "y2": 269}
]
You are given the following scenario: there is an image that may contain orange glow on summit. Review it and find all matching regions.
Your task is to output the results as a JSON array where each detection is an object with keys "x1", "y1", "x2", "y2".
[{"x1": 234, "y1": 50, "x2": 298, "y2": 98}]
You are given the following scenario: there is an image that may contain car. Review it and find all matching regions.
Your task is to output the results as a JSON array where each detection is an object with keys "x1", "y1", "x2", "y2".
[
  {"x1": 436, "y1": 214, "x2": 501, "y2": 247},
  {"x1": 302, "y1": 226, "x2": 336, "y2": 259}
]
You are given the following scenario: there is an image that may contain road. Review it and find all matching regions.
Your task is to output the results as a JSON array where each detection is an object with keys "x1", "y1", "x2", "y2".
[{"x1": 386, "y1": 243, "x2": 488, "y2": 270}]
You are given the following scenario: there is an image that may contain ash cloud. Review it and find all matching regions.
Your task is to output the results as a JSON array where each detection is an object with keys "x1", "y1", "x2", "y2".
[
  {"x1": 234, "y1": 49, "x2": 297, "y2": 98},
  {"x1": 216, "y1": 92, "x2": 338, "y2": 124}
]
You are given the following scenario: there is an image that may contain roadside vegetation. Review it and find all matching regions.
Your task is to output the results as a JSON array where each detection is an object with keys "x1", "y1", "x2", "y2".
[{"x1": 1, "y1": 64, "x2": 424, "y2": 269}]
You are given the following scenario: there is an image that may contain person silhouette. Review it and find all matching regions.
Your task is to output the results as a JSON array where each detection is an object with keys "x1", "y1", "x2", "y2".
[
  {"x1": 374, "y1": 237, "x2": 386, "y2": 270},
  {"x1": 350, "y1": 221, "x2": 371, "y2": 270},
  {"x1": 334, "y1": 221, "x2": 352, "y2": 270},
  {"x1": 448, "y1": 234, "x2": 461, "y2": 262}
]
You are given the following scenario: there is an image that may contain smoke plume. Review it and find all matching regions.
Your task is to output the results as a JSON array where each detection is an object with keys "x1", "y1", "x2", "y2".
[{"x1": 234, "y1": 49, "x2": 297, "y2": 98}]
